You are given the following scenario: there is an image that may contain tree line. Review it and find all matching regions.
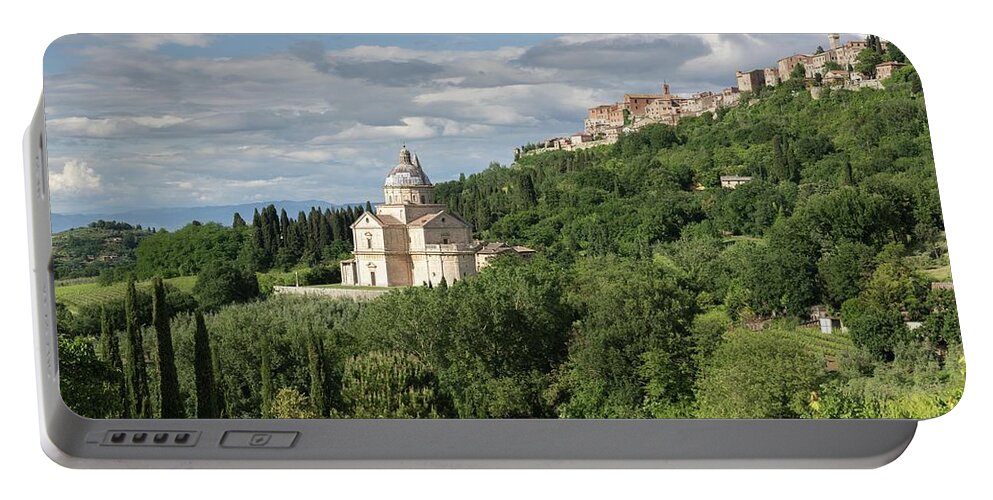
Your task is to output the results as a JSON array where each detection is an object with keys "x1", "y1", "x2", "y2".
[{"x1": 129, "y1": 203, "x2": 369, "y2": 283}]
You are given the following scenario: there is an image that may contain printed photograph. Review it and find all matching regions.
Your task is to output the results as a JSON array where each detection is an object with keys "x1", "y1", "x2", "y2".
[{"x1": 46, "y1": 34, "x2": 963, "y2": 419}]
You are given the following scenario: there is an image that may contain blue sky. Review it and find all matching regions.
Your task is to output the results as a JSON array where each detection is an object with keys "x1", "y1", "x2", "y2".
[{"x1": 43, "y1": 33, "x2": 861, "y2": 214}]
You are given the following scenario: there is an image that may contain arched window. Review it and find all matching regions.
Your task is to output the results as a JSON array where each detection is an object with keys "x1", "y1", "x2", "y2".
[{"x1": 364, "y1": 232, "x2": 373, "y2": 249}]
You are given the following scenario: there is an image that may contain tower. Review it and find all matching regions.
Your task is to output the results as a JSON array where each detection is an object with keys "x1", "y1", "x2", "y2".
[
  {"x1": 828, "y1": 33, "x2": 840, "y2": 50},
  {"x1": 383, "y1": 145, "x2": 435, "y2": 205}
]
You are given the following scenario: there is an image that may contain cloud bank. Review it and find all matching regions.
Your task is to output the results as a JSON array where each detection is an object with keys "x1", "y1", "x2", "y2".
[{"x1": 44, "y1": 33, "x2": 850, "y2": 214}]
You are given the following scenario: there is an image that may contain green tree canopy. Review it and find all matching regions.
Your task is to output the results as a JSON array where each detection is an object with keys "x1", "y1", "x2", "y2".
[{"x1": 695, "y1": 329, "x2": 823, "y2": 418}]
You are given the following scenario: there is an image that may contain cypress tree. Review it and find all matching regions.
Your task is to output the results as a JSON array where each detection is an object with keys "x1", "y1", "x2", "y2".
[
  {"x1": 260, "y1": 338, "x2": 273, "y2": 418},
  {"x1": 365, "y1": 201, "x2": 373, "y2": 213},
  {"x1": 153, "y1": 277, "x2": 183, "y2": 418},
  {"x1": 232, "y1": 212, "x2": 246, "y2": 228},
  {"x1": 193, "y1": 310, "x2": 217, "y2": 418},
  {"x1": 784, "y1": 145, "x2": 800, "y2": 183},
  {"x1": 307, "y1": 335, "x2": 327, "y2": 417},
  {"x1": 98, "y1": 305, "x2": 117, "y2": 364},
  {"x1": 520, "y1": 174, "x2": 537, "y2": 207},
  {"x1": 123, "y1": 279, "x2": 151, "y2": 418},
  {"x1": 297, "y1": 210, "x2": 312, "y2": 259},
  {"x1": 841, "y1": 161, "x2": 855, "y2": 186},
  {"x1": 252, "y1": 208, "x2": 268, "y2": 269},
  {"x1": 316, "y1": 209, "x2": 332, "y2": 252},
  {"x1": 279, "y1": 208, "x2": 291, "y2": 245},
  {"x1": 328, "y1": 211, "x2": 342, "y2": 242},
  {"x1": 99, "y1": 306, "x2": 127, "y2": 418},
  {"x1": 210, "y1": 344, "x2": 228, "y2": 418},
  {"x1": 772, "y1": 135, "x2": 787, "y2": 182}
]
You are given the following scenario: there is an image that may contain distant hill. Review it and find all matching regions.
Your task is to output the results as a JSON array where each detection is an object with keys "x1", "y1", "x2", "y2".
[
  {"x1": 52, "y1": 222, "x2": 155, "y2": 280},
  {"x1": 52, "y1": 200, "x2": 349, "y2": 233}
]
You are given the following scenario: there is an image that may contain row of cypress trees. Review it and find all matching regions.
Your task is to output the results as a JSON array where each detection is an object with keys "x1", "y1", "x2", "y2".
[
  {"x1": 97, "y1": 278, "x2": 219, "y2": 418},
  {"x1": 246, "y1": 203, "x2": 371, "y2": 270}
]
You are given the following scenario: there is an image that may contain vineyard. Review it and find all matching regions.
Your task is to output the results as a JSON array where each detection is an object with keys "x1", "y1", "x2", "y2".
[
  {"x1": 763, "y1": 327, "x2": 856, "y2": 370},
  {"x1": 55, "y1": 275, "x2": 197, "y2": 313}
]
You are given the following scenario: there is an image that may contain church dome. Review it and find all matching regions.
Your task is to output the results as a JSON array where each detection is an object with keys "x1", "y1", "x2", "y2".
[{"x1": 385, "y1": 145, "x2": 432, "y2": 187}]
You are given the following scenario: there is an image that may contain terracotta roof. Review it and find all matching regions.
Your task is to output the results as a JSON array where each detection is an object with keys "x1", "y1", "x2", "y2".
[
  {"x1": 408, "y1": 211, "x2": 443, "y2": 227},
  {"x1": 477, "y1": 242, "x2": 514, "y2": 254},
  {"x1": 376, "y1": 214, "x2": 403, "y2": 225}
]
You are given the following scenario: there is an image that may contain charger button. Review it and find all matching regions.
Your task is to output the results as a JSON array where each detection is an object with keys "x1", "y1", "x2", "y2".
[{"x1": 220, "y1": 431, "x2": 298, "y2": 449}]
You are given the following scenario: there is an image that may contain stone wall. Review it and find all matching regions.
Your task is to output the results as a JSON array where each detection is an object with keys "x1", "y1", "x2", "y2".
[{"x1": 273, "y1": 285, "x2": 390, "y2": 300}]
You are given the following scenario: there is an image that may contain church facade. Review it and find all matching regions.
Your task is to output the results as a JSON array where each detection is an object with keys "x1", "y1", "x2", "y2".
[{"x1": 340, "y1": 146, "x2": 511, "y2": 288}]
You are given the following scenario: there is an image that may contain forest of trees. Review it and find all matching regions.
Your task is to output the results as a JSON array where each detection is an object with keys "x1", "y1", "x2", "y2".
[
  {"x1": 55, "y1": 56, "x2": 964, "y2": 421},
  {"x1": 130, "y1": 204, "x2": 369, "y2": 280}
]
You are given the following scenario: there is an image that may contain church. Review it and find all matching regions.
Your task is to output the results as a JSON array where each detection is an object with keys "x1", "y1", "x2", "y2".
[{"x1": 340, "y1": 146, "x2": 533, "y2": 288}]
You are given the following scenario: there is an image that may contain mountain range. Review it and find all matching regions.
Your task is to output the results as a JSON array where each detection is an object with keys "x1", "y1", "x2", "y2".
[{"x1": 51, "y1": 200, "x2": 350, "y2": 233}]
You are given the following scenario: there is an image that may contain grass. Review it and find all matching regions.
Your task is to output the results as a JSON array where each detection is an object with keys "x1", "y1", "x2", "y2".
[
  {"x1": 921, "y1": 265, "x2": 952, "y2": 282},
  {"x1": 55, "y1": 275, "x2": 197, "y2": 313}
]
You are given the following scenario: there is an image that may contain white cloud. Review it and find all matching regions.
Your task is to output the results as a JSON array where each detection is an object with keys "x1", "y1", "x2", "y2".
[
  {"x1": 49, "y1": 160, "x2": 101, "y2": 194},
  {"x1": 124, "y1": 34, "x2": 213, "y2": 51},
  {"x1": 227, "y1": 177, "x2": 288, "y2": 189},
  {"x1": 47, "y1": 115, "x2": 189, "y2": 138},
  {"x1": 333, "y1": 117, "x2": 443, "y2": 141}
]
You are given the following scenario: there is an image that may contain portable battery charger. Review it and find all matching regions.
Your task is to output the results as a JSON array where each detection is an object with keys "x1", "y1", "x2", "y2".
[{"x1": 26, "y1": 33, "x2": 961, "y2": 468}]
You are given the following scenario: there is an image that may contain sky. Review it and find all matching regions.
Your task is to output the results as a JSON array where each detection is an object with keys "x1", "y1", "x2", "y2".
[{"x1": 43, "y1": 33, "x2": 861, "y2": 214}]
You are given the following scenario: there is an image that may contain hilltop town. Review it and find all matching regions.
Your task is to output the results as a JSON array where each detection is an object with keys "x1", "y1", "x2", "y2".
[{"x1": 518, "y1": 34, "x2": 907, "y2": 157}]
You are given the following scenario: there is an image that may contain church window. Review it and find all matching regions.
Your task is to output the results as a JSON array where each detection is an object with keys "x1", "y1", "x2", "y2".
[
  {"x1": 420, "y1": 195, "x2": 425, "y2": 204},
  {"x1": 443, "y1": 238, "x2": 449, "y2": 244}
]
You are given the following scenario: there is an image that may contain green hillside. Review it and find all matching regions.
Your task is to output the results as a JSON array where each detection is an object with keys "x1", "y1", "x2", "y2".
[{"x1": 52, "y1": 221, "x2": 154, "y2": 280}]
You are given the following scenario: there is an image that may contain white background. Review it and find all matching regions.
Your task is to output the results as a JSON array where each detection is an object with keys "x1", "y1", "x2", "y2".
[{"x1": 0, "y1": 1, "x2": 988, "y2": 498}]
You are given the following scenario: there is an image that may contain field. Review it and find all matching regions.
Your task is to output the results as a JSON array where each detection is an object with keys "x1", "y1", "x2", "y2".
[
  {"x1": 921, "y1": 265, "x2": 952, "y2": 282},
  {"x1": 55, "y1": 267, "x2": 319, "y2": 312},
  {"x1": 55, "y1": 275, "x2": 197, "y2": 313},
  {"x1": 765, "y1": 327, "x2": 856, "y2": 370}
]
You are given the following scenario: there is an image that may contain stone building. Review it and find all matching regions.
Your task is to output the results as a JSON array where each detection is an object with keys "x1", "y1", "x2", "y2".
[
  {"x1": 875, "y1": 61, "x2": 906, "y2": 80},
  {"x1": 736, "y1": 69, "x2": 766, "y2": 93},
  {"x1": 643, "y1": 83, "x2": 690, "y2": 121},
  {"x1": 475, "y1": 242, "x2": 536, "y2": 271},
  {"x1": 585, "y1": 103, "x2": 624, "y2": 134},
  {"x1": 763, "y1": 67, "x2": 781, "y2": 87},
  {"x1": 822, "y1": 69, "x2": 850, "y2": 86},
  {"x1": 341, "y1": 146, "x2": 534, "y2": 288},
  {"x1": 341, "y1": 146, "x2": 477, "y2": 287},
  {"x1": 776, "y1": 35, "x2": 888, "y2": 83},
  {"x1": 720, "y1": 175, "x2": 753, "y2": 189},
  {"x1": 623, "y1": 92, "x2": 662, "y2": 118}
]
